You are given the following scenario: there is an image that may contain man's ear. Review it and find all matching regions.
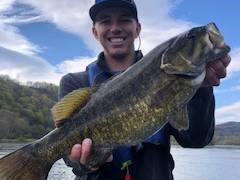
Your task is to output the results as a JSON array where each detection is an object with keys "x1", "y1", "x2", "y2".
[
  {"x1": 135, "y1": 22, "x2": 141, "y2": 38},
  {"x1": 92, "y1": 26, "x2": 99, "y2": 41}
]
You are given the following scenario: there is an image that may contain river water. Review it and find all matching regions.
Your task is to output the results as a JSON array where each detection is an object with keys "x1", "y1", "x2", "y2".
[{"x1": 0, "y1": 143, "x2": 239, "y2": 180}]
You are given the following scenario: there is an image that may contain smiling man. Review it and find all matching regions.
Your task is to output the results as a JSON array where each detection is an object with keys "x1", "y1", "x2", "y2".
[
  {"x1": 57, "y1": 0, "x2": 231, "y2": 180},
  {"x1": 91, "y1": 1, "x2": 141, "y2": 72}
]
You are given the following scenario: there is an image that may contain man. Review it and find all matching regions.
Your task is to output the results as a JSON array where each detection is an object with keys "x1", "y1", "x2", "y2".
[{"x1": 58, "y1": 0, "x2": 231, "y2": 179}]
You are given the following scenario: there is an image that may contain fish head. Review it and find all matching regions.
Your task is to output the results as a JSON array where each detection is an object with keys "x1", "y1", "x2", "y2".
[{"x1": 160, "y1": 22, "x2": 230, "y2": 78}]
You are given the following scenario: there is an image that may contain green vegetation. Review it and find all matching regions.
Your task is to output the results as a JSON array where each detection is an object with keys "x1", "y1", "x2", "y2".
[{"x1": 0, "y1": 75, "x2": 58, "y2": 140}]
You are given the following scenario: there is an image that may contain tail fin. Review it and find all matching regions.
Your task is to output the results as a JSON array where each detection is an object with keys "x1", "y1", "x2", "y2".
[{"x1": 0, "y1": 144, "x2": 53, "y2": 180}]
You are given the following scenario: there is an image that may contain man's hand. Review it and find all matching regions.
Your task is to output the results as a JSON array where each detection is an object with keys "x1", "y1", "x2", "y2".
[
  {"x1": 69, "y1": 138, "x2": 113, "y2": 171},
  {"x1": 202, "y1": 54, "x2": 231, "y2": 87}
]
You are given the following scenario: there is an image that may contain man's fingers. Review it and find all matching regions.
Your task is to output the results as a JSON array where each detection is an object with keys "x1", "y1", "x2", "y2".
[
  {"x1": 221, "y1": 54, "x2": 231, "y2": 67},
  {"x1": 69, "y1": 144, "x2": 82, "y2": 162},
  {"x1": 205, "y1": 66, "x2": 220, "y2": 86},
  {"x1": 69, "y1": 139, "x2": 111, "y2": 171},
  {"x1": 208, "y1": 59, "x2": 227, "y2": 78},
  {"x1": 80, "y1": 138, "x2": 92, "y2": 165}
]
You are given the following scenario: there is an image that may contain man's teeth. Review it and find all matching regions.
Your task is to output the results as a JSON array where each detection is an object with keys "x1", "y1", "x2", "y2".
[{"x1": 110, "y1": 38, "x2": 124, "y2": 42}]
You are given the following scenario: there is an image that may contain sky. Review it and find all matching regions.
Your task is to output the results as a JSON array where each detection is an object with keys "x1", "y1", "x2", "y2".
[{"x1": 0, "y1": 0, "x2": 239, "y2": 124}]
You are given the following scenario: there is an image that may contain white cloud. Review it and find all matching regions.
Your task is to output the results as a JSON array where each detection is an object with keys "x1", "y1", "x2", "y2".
[
  {"x1": 139, "y1": 20, "x2": 192, "y2": 53},
  {"x1": 0, "y1": 0, "x2": 15, "y2": 12},
  {"x1": 135, "y1": 0, "x2": 193, "y2": 53},
  {"x1": 0, "y1": 0, "x2": 97, "y2": 85},
  {"x1": 19, "y1": 0, "x2": 99, "y2": 52},
  {"x1": 0, "y1": 0, "x2": 40, "y2": 55},
  {"x1": 0, "y1": 0, "x2": 195, "y2": 85},
  {"x1": 0, "y1": 0, "x2": 235, "y2": 86},
  {"x1": 215, "y1": 85, "x2": 240, "y2": 94},
  {"x1": 0, "y1": 22, "x2": 40, "y2": 55},
  {"x1": 17, "y1": 0, "x2": 194, "y2": 54},
  {"x1": 0, "y1": 46, "x2": 61, "y2": 84},
  {"x1": 228, "y1": 48, "x2": 240, "y2": 75},
  {"x1": 57, "y1": 56, "x2": 95, "y2": 74},
  {"x1": 0, "y1": 46, "x2": 96, "y2": 85},
  {"x1": 215, "y1": 102, "x2": 240, "y2": 124}
]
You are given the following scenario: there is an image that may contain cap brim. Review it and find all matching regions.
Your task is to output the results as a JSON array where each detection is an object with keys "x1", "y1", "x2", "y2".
[{"x1": 89, "y1": 1, "x2": 137, "y2": 21}]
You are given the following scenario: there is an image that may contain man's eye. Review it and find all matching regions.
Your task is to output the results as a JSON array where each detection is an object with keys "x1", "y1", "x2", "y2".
[
  {"x1": 99, "y1": 19, "x2": 110, "y2": 24},
  {"x1": 120, "y1": 18, "x2": 132, "y2": 23}
]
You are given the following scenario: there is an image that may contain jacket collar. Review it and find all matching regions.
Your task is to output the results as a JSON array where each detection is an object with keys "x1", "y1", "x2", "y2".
[
  {"x1": 87, "y1": 50, "x2": 143, "y2": 86},
  {"x1": 96, "y1": 50, "x2": 143, "y2": 73}
]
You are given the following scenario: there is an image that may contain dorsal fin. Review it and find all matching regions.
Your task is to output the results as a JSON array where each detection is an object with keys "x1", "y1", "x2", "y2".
[{"x1": 51, "y1": 87, "x2": 97, "y2": 124}]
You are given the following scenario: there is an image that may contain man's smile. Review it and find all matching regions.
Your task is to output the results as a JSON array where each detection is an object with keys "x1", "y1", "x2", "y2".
[{"x1": 108, "y1": 37, "x2": 126, "y2": 44}]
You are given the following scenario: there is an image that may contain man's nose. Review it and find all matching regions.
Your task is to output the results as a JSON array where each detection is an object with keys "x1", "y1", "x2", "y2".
[{"x1": 110, "y1": 20, "x2": 122, "y2": 33}]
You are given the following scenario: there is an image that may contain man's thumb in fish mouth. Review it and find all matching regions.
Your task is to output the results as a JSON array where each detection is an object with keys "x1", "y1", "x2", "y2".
[{"x1": 202, "y1": 54, "x2": 231, "y2": 87}]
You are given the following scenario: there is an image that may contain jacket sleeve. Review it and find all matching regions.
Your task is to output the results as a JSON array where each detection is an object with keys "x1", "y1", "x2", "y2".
[
  {"x1": 58, "y1": 72, "x2": 89, "y2": 100},
  {"x1": 169, "y1": 87, "x2": 215, "y2": 148}
]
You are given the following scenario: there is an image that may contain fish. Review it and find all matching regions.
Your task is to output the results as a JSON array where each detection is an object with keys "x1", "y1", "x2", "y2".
[{"x1": 0, "y1": 22, "x2": 230, "y2": 180}]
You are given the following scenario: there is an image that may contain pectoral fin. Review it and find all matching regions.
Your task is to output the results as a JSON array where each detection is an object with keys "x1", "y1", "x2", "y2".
[
  {"x1": 169, "y1": 105, "x2": 189, "y2": 130},
  {"x1": 51, "y1": 87, "x2": 97, "y2": 123}
]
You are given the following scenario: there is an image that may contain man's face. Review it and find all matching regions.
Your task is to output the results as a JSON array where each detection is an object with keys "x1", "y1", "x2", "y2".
[{"x1": 92, "y1": 7, "x2": 141, "y2": 60}]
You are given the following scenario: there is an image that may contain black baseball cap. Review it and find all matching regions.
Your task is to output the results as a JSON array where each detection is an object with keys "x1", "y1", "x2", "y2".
[{"x1": 89, "y1": 0, "x2": 138, "y2": 22}]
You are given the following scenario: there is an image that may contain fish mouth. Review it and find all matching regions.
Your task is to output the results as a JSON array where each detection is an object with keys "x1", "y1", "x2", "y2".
[
  {"x1": 190, "y1": 70, "x2": 206, "y2": 86},
  {"x1": 175, "y1": 70, "x2": 206, "y2": 86}
]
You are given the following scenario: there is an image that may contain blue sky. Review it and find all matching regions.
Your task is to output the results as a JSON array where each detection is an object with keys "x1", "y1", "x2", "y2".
[{"x1": 0, "y1": 0, "x2": 239, "y2": 124}]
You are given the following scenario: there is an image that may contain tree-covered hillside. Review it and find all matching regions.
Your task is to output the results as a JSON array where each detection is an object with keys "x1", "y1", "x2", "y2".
[
  {"x1": 212, "y1": 121, "x2": 240, "y2": 145},
  {"x1": 0, "y1": 75, "x2": 58, "y2": 140}
]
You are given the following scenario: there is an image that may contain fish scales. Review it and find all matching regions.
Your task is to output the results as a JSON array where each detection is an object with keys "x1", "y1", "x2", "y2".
[
  {"x1": 0, "y1": 23, "x2": 230, "y2": 180},
  {"x1": 80, "y1": 75, "x2": 190, "y2": 147},
  {"x1": 38, "y1": 64, "x2": 196, "y2": 164},
  {"x1": 73, "y1": 67, "x2": 168, "y2": 145}
]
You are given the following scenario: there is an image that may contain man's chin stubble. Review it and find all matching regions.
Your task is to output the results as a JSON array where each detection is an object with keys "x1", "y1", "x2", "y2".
[{"x1": 111, "y1": 53, "x2": 128, "y2": 62}]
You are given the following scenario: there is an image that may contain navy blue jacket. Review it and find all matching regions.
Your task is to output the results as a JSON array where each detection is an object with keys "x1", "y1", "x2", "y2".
[{"x1": 59, "y1": 51, "x2": 215, "y2": 180}]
